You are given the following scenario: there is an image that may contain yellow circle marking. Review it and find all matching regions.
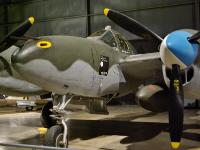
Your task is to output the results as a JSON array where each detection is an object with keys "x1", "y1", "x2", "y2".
[{"x1": 37, "y1": 41, "x2": 52, "y2": 49}]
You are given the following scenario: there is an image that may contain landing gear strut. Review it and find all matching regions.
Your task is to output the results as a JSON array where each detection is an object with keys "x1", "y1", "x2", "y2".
[
  {"x1": 40, "y1": 101, "x2": 56, "y2": 128},
  {"x1": 43, "y1": 95, "x2": 73, "y2": 148}
]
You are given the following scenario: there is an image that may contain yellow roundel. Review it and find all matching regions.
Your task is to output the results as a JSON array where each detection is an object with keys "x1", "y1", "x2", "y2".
[{"x1": 37, "y1": 41, "x2": 52, "y2": 49}]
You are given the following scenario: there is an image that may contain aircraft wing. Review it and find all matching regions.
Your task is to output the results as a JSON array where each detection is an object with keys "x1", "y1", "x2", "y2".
[{"x1": 119, "y1": 52, "x2": 163, "y2": 83}]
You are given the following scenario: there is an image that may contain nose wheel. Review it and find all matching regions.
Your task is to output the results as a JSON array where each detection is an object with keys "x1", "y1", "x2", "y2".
[
  {"x1": 43, "y1": 94, "x2": 73, "y2": 148},
  {"x1": 44, "y1": 121, "x2": 69, "y2": 148}
]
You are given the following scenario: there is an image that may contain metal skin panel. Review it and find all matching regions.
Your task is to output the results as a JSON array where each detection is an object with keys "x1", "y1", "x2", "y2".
[
  {"x1": 135, "y1": 84, "x2": 169, "y2": 112},
  {"x1": 0, "y1": 46, "x2": 47, "y2": 96}
]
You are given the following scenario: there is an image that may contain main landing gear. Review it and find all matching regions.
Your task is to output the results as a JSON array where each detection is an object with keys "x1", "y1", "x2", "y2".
[{"x1": 40, "y1": 94, "x2": 73, "y2": 148}]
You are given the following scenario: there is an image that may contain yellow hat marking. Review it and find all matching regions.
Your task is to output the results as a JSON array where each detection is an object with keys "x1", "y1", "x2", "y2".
[
  {"x1": 38, "y1": 128, "x2": 47, "y2": 135},
  {"x1": 37, "y1": 40, "x2": 52, "y2": 49},
  {"x1": 104, "y1": 8, "x2": 110, "y2": 16},
  {"x1": 28, "y1": 17, "x2": 35, "y2": 25},
  {"x1": 171, "y1": 142, "x2": 181, "y2": 149}
]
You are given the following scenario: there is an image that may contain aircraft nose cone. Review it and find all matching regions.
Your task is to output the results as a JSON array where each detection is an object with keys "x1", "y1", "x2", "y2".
[{"x1": 166, "y1": 31, "x2": 198, "y2": 66}]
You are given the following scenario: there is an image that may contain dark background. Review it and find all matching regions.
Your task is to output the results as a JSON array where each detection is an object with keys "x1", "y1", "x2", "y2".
[{"x1": 0, "y1": 0, "x2": 199, "y2": 41}]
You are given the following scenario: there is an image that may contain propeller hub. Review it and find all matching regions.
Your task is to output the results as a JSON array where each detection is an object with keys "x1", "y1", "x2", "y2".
[{"x1": 160, "y1": 31, "x2": 199, "y2": 69}]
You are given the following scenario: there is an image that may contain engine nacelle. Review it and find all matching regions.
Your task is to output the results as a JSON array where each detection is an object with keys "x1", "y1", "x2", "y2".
[
  {"x1": 86, "y1": 98, "x2": 109, "y2": 115},
  {"x1": 136, "y1": 85, "x2": 169, "y2": 112},
  {"x1": 162, "y1": 64, "x2": 200, "y2": 99}
]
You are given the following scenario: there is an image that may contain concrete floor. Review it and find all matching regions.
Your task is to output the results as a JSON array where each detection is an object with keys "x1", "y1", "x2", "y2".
[{"x1": 0, "y1": 105, "x2": 199, "y2": 150}]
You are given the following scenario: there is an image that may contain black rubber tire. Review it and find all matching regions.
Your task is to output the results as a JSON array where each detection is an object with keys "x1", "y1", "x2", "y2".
[
  {"x1": 40, "y1": 101, "x2": 56, "y2": 128},
  {"x1": 44, "y1": 125, "x2": 68, "y2": 148}
]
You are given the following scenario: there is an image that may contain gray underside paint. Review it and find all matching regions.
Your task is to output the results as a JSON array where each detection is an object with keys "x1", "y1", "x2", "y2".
[{"x1": 14, "y1": 59, "x2": 127, "y2": 97}]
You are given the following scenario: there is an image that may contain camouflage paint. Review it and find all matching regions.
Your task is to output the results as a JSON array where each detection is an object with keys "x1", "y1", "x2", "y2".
[
  {"x1": 11, "y1": 35, "x2": 162, "y2": 97},
  {"x1": 0, "y1": 46, "x2": 47, "y2": 96}
]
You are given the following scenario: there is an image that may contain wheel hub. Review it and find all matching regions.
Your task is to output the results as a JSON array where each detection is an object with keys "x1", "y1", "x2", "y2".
[{"x1": 56, "y1": 133, "x2": 67, "y2": 148}]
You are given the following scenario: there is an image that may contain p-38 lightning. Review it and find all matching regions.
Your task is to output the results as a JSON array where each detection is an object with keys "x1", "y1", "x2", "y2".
[{"x1": 0, "y1": 8, "x2": 199, "y2": 149}]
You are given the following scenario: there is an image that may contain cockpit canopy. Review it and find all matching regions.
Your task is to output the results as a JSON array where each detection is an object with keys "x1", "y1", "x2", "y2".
[{"x1": 89, "y1": 27, "x2": 132, "y2": 54}]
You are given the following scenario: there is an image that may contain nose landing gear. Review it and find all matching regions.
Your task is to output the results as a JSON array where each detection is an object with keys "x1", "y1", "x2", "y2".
[
  {"x1": 40, "y1": 101, "x2": 56, "y2": 128},
  {"x1": 41, "y1": 94, "x2": 73, "y2": 148}
]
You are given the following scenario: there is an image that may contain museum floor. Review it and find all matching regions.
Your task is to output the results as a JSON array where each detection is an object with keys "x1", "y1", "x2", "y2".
[{"x1": 0, "y1": 105, "x2": 199, "y2": 150}]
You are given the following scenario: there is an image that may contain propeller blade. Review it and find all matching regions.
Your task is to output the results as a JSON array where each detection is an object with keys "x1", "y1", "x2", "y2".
[
  {"x1": 188, "y1": 31, "x2": 200, "y2": 44},
  {"x1": 0, "y1": 17, "x2": 35, "y2": 52},
  {"x1": 104, "y1": 8, "x2": 163, "y2": 42},
  {"x1": 169, "y1": 64, "x2": 184, "y2": 149}
]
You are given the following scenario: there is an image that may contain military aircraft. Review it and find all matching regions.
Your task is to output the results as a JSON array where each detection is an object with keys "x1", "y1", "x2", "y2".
[{"x1": 0, "y1": 7, "x2": 200, "y2": 149}]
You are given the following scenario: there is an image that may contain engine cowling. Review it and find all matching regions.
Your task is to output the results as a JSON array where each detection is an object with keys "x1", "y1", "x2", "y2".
[
  {"x1": 162, "y1": 64, "x2": 200, "y2": 99},
  {"x1": 136, "y1": 85, "x2": 169, "y2": 112}
]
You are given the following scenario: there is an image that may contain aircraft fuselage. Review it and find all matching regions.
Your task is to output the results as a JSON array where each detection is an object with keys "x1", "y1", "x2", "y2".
[{"x1": 11, "y1": 36, "x2": 134, "y2": 97}]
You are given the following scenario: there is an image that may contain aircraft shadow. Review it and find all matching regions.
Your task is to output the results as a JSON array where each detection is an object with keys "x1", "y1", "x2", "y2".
[
  {"x1": 68, "y1": 119, "x2": 167, "y2": 143},
  {"x1": 182, "y1": 124, "x2": 200, "y2": 142},
  {"x1": 18, "y1": 111, "x2": 200, "y2": 148},
  {"x1": 68, "y1": 110, "x2": 200, "y2": 144}
]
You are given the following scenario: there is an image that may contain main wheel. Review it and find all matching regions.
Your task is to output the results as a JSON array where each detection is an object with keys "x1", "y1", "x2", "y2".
[
  {"x1": 44, "y1": 125, "x2": 68, "y2": 148},
  {"x1": 40, "y1": 101, "x2": 56, "y2": 128}
]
